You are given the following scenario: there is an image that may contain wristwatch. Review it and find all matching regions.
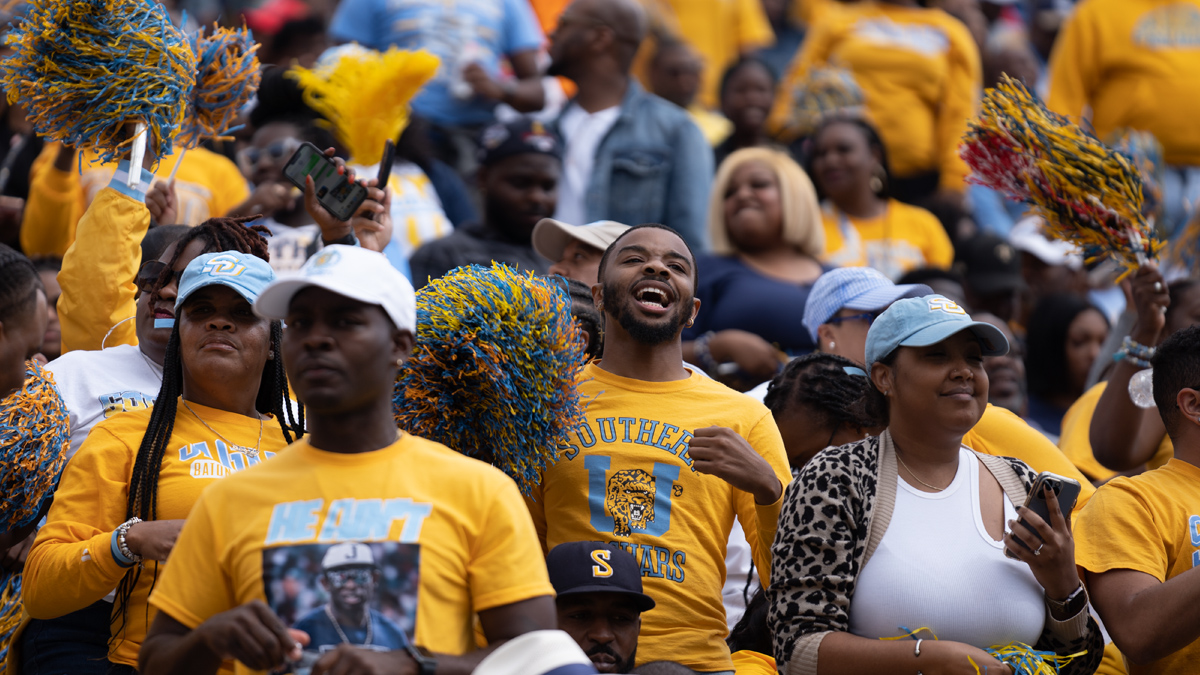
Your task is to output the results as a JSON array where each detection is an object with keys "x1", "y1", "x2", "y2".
[
  {"x1": 1046, "y1": 584, "x2": 1088, "y2": 617},
  {"x1": 405, "y1": 644, "x2": 437, "y2": 675}
]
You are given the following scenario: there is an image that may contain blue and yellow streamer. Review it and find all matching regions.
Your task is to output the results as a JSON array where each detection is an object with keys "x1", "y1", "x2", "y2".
[
  {"x1": 394, "y1": 264, "x2": 587, "y2": 495},
  {"x1": 0, "y1": 360, "x2": 71, "y2": 533}
]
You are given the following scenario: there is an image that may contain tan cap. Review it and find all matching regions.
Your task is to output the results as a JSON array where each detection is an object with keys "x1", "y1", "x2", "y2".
[{"x1": 532, "y1": 218, "x2": 631, "y2": 264}]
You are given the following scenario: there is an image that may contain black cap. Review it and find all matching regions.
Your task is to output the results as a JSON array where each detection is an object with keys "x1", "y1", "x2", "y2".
[
  {"x1": 956, "y1": 233, "x2": 1024, "y2": 296},
  {"x1": 547, "y1": 542, "x2": 656, "y2": 612},
  {"x1": 478, "y1": 118, "x2": 563, "y2": 166}
]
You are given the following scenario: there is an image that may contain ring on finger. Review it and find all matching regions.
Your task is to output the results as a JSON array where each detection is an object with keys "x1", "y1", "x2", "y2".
[
  {"x1": 1155, "y1": 281, "x2": 1163, "y2": 292},
  {"x1": 1034, "y1": 543, "x2": 1044, "y2": 556}
]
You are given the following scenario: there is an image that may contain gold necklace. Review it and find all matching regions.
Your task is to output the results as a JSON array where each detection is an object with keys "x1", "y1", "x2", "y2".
[
  {"x1": 894, "y1": 448, "x2": 948, "y2": 492},
  {"x1": 183, "y1": 399, "x2": 264, "y2": 460}
]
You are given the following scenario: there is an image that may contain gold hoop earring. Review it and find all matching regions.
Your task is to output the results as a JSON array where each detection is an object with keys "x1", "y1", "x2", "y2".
[{"x1": 869, "y1": 165, "x2": 885, "y2": 194}]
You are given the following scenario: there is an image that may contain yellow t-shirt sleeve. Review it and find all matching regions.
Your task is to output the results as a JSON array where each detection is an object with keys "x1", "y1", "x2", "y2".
[
  {"x1": 57, "y1": 184, "x2": 150, "y2": 354},
  {"x1": 966, "y1": 404, "x2": 1096, "y2": 511},
  {"x1": 20, "y1": 142, "x2": 83, "y2": 258},
  {"x1": 1046, "y1": 4, "x2": 1095, "y2": 120},
  {"x1": 23, "y1": 425, "x2": 135, "y2": 619},
  {"x1": 1074, "y1": 480, "x2": 1169, "y2": 581},
  {"x1": 936, "y1": 18, "x2": 981, "y2": 191},
  {"x1": 731, "y1": 650, "x2": 777, "y2": 675},
  {"x1": 734, "y1": 411, "x2": 792, "y2": 589},
  {"x1": 736, "y1": 0, "x2": 775, "y2": 52},
  {"x1": 471, "y1": 477, "x2": 556, "y2": 613},
  {"x1": 768, "y1": 14, "x2": 840, "y2": 138},
  {"x1": 147, "y1": 488, "x2": 234, "y2": 629}
]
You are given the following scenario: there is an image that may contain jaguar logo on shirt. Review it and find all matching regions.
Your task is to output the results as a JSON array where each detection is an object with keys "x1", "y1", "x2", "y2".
[{"x1": 606, "y1": 469, "x2": 656, "y2": 537}]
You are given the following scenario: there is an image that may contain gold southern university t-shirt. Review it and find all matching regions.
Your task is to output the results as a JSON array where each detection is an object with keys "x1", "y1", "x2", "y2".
[{"x1": 527, "y1": 363, "x2": 792, "y2": 672}]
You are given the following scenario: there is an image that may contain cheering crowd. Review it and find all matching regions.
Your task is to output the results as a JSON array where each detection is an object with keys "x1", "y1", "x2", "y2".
[{"x1": 0, "y1": 0, "x2": 1197, "y2": 674}]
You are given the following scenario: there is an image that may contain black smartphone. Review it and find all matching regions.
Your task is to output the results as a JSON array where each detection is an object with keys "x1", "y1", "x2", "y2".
[
  {"x1": 1005, "y1": 471, "x2": 1081, "y2": 559},
  {"x1": 282, "y1": 142, "x2": 368, "y2": 221},
  {"x1": 377, "y1": 139, "x2": 395, "y2": 188}
]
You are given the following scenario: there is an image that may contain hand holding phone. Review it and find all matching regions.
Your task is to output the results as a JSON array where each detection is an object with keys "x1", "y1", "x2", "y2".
[
  {"x1": 283, "y1": 142, "x2": 368, "y2": 221},
  {"x1": 1003, "y1": 472, "x2": 1084, "y2": 601},
  {"x1": 1004, "y1": 472, "x2": 1081, "y2": 559}
]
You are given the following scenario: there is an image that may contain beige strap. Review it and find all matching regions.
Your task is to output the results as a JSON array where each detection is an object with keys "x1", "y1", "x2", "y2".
[
  {"x1": 864, "y1": 430, "x2": 899, "y2": 566},
  {"x1": 974, "y1": 451, "x2": 1028, "y2": 507}
]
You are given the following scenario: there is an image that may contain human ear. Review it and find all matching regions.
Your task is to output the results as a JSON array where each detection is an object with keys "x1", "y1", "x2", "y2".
[
  {"x1": 393, "y1": 328, "x2": 414, "y2": 366},
  {"x1": 1177, "y1": 388, "x2": 1200, "y2": 425},
  {"x1": 870, "y1": 361, "x2": 893, "y2": 397},
  {"x1": 816, "y1": 323, "x2": 835, "y2": 352}
]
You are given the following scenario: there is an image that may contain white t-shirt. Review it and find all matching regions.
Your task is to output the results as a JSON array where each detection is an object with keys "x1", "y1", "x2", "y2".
[
  {"x1": 554, "y1": 103, "x2": 621, "y2": 226},
  {"x1": 46, "y1": 343, "x2": 162, "y2": 460},
  {"x1": 849, "y1": 447, "x2": 1045, "y2": 647}
]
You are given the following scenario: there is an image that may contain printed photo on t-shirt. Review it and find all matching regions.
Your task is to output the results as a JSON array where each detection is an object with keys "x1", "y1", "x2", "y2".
[{"x1": 262, "y1": 541, "x2": 420, "y2": 674}]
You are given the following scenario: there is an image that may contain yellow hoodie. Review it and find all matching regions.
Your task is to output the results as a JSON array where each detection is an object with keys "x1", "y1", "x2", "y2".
[
  {"x1": 1047, "y1": 0, "x2": 1200, "y2": 166},
  {"x1": 771, "y1": 1, "x2": 981, "y2": 191}
]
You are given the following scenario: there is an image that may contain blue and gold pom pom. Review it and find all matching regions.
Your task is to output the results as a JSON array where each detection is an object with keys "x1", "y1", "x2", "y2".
[
  {"x1": 960, "y1": 75, "x2": 1162, "y2": 277},
  {"x1": 0, "y1": 0, "x2": 196, "y2": 166},
  {"x1": 175, "y1": 23, "x2": 260, "y2": 149},
  {"x1": 394, "y1": 265, "x2": 587, "y2": 495},
  {"x1": 0, "y1": 360, "x2": 71, "y2": 534}
]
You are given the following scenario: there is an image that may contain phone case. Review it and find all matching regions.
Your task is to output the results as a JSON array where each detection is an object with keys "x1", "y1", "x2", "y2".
[
  {"x1": 1005, "y1": 472, "x2": 1081, "y2": 558},
  {"x1": 282, "y1": 142, "x2": 368, "y2": 221}
]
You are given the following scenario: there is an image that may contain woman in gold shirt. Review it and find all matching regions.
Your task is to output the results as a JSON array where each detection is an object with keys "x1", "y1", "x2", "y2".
[
  {"x1": 24, "y1": 248, "x2": 305, "y2": 673},
  {"x1": 771, "y1": 0, "x2": 981, "y2": 204},
  {"x1": 805, "y1": 116, "x2": 953, "y2": 280}
]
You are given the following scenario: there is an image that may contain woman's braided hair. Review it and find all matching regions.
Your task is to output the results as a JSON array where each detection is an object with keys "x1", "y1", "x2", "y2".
[
  {"x1": 113, "y1": 216, "x2": 305, "y2": 639},
  {"x1": 764, "y1": 352, "x2": 882, "y2": 431}
]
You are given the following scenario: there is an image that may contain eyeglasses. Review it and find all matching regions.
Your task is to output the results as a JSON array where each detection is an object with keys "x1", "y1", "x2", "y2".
[
  {"x1": 326, "y1": 568, "x2": 373, "y2": 587},
  {"x1": 237, "y1": 137, "x2": 301, "y2": 172},
  {"x1": 136, "y1": 260, "x2": 182, "y2": 295},
  {"x1": 825, "y1": 312, "x2": 877, "y2": 326}
]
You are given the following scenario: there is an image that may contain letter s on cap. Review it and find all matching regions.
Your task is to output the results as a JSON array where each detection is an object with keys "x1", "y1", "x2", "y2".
[{"x1": 591, "y1": 549, "x2": 613, "y2": 577}]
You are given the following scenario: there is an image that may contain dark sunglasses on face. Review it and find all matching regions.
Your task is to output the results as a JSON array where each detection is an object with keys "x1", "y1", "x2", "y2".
[
  {"x1": 826, "y1": 311, "x2": 878, "y2": 326},
  {"x1": 326, "y1": 568, "x2": 373, "y2": 587},
  {"x1": 136, "y1": 260, "x2": 182, "y2": 295},
  {"x1": 237, "y1": 137, "x2": 301, "y2": 170}
]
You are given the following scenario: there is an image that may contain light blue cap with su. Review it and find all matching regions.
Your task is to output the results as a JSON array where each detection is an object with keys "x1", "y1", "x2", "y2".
[
  {"x1": 864, "y1": 294, "x2": 1010, "y2": 367},
  {"x1": 154, "y1": 251, "x2": 276, "y2": 328}
]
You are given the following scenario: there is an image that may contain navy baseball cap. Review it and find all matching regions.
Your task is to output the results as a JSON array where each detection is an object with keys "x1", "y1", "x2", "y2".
[
  {"x1": 547, "y1": 542, "x2": 655, "y2": 612},
  {"x1": 176, "y1": 251, "x2": 276, "y2": 311},
  {"x1": 478, "y1": 119, "x2": 562, "y2": 166},
  {"x1": 865, "y1": 294, "x2": 1009, "y2": 367}
]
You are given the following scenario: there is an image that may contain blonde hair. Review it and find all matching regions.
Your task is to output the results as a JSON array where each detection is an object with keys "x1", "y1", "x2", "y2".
[{"x1": 708, "y1": 147, "x2": 824, "y2": 257}]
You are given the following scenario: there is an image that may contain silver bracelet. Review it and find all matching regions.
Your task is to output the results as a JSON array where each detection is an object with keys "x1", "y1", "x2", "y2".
[{"x1": 116, "y1": 517, "x2": 143, "y2": 564}]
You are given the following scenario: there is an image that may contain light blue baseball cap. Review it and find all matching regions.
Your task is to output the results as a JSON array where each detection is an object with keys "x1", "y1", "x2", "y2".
[
  {"x1": 865, "y1": 294, "x2": 1009, "y2": 367},
  {"x1": 803, "y1": 267, "x2": 930, "y2": 342},
  {"x1": 175, "y1": 251, "x2": 277, "y2": 312}
]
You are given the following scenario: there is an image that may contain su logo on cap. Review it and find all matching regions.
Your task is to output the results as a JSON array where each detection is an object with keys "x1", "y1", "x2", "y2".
[
  {"x1": 928, "y1": 297, "x2": 966, "y2": 315},
  {"x1": 202, "y1": 254, "x2": 247, "y2": 277},
  {"x1": 312, "y1": 250, "x2": 342, "y2": 269},
  {"x1": 590, "y1": 549, "x2": 613, "y2": 578}
]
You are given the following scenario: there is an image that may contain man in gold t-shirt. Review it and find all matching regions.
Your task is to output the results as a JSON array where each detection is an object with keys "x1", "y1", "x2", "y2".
[
  {"x1": 1074, "y1": 325, "x2": 1200, "y2": 675},
  {"x1": 140, "y1": 246, "x2": 556, "y2": 675},
  {"x1": 527, "y1": 224, "x2": 792, "y2": 673}
]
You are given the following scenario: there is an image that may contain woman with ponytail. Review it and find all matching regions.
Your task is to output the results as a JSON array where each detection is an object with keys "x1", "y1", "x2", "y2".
[{"x1": 22, "y1": 250, "x2": 304, "y2": 674}]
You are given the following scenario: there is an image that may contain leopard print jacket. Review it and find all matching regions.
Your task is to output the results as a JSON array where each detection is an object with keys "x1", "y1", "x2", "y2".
[{"x1": 767, "y1": 432, "x2": 1103, "y2": 675}]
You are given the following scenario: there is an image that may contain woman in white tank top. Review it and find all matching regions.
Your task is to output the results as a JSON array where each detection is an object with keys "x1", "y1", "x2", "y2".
[{"x1": 769, "y1": 295, "x2": 1102, "y2": 675}]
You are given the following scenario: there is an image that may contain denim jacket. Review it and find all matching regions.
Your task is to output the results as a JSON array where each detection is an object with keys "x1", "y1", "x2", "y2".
[{"x1": 553, "y1": 81, "x2": 714, "y2": 251}]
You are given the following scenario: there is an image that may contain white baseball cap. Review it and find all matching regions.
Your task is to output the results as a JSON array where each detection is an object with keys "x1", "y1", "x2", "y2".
[
  {"x1": 472, "y1": 630, "x2": 597, "y2": 675},
  {"x1": 1010, "y1": 216, "x2": 1083, "y2": 271},
  {"x1": 532, "y1": 218, "x2": 630, "y2": 263},
  {"x1": 322, "y1": 542, "x2": 375, "y2": 570},
  {"x1": 254, "y1": 245, "x2": 416, "y2": 332}
]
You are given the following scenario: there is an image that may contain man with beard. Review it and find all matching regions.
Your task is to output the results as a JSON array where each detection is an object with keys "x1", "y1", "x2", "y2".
[
  {"x1": 409, "y1": 119, "x2": 560, "y2": 288},
  {"x1": 549, "y1": 542, "x2": 654, "y2": 674},
  {"x1": 292, "y1": 543, "x2": 409, "y2": 653},
  {"x1": 546, "y1": 0, "x2": 713, "y2": 251},
  {"x1": 527, "y1": 225, "x2": 790, "y2": 673}
]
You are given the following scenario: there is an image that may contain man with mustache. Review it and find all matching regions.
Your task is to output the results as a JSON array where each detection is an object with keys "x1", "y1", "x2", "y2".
[
  {"x1": 410, "y1": 118, "x2": 560, "y2": 289},
  {"x1": 527, "y1": 225, "x2": 790, "y2": 673},
  {"x1": 549, "y1": 542, "x2": 654, "y2": 674}
]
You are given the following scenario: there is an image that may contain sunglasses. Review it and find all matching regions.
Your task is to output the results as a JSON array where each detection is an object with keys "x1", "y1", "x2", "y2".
[
  {"x1": 237, "y1": 137, "x2": 301, "y2": 172},
  {"x1": 826, "y1": 311, "x2": 878, "y2": 326},
  {"x1": 326, "y1": 568, "x2": 373, "y2": 587},
  {"x1": 136, "y1": 260, "x2": 182, "y2": 295}
]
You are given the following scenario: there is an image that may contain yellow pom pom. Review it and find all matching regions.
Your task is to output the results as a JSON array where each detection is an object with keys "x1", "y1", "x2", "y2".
[{"x1": 289, "y1": 45, "x2": 439, "y2": 166}]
